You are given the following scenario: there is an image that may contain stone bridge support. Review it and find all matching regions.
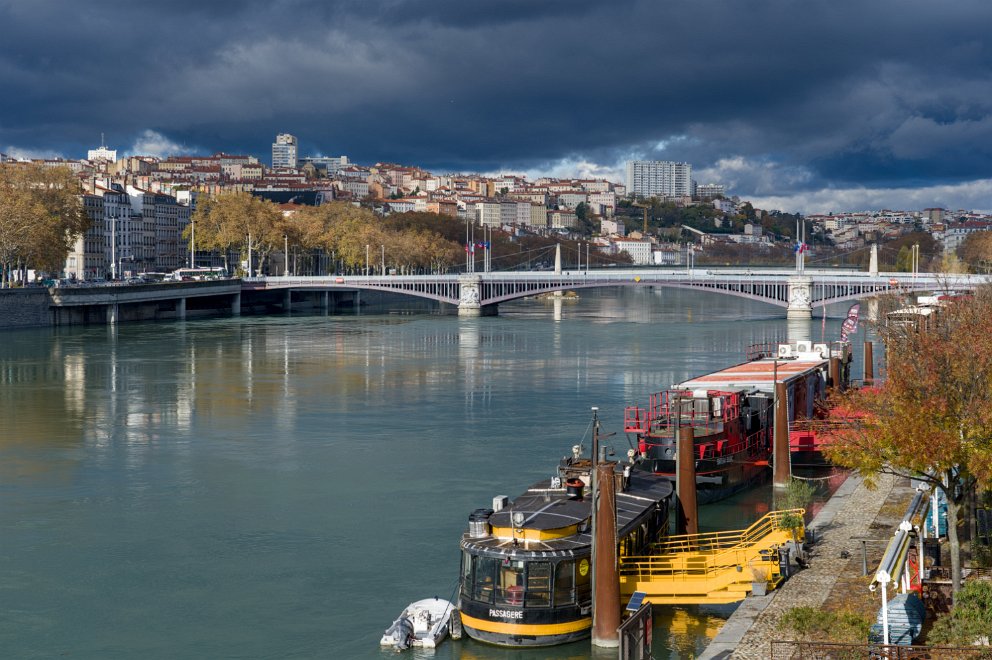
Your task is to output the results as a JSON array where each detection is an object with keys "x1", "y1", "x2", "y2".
[
  {"x1": 787, "y1": 275, "x2": 813, "y2": 320},
  {"x1": 457, "y1": 275, "x2": 498, "y2": 316}
]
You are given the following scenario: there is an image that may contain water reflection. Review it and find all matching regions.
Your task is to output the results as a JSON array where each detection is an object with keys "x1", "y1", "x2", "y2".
[{"x1": 0, "y1": 288, "x2": 855, "y2": 659}]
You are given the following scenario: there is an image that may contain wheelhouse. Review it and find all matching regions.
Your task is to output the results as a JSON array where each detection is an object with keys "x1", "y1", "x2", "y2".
[{"x1": 458, "y1": 465, "x2": 671, "y2": 647}]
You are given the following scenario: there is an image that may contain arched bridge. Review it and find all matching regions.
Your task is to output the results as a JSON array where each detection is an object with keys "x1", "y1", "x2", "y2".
[{"x1": 243, "y1": 269, "x2": 990, "y2": 317}]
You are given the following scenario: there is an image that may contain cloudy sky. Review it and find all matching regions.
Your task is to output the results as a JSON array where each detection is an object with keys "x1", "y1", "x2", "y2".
[{"x1": 2, "y1": 0, "x2": 991, "y2": 213}]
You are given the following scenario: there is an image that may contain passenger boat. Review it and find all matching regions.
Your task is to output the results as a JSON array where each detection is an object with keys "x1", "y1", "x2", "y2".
[
  {"x1": 380, "y1": 597, "x2": 455, "y2": 650},
  {"x1": 624, "y1": 340, "x2": 847, "y2": 504},
  {"x1": 457, "y1": 445, "x2": 673, "y2": 647}
]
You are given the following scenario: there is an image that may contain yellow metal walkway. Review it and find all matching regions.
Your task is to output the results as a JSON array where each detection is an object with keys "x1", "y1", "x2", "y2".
[{"x1": 619, "y1": 509, "x2": 805, "y2": 605}]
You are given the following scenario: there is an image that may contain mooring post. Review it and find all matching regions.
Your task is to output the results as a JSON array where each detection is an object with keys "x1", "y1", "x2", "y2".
[
  {"x1": 864, "y1": 341, "x2": 874, "y2": 386},
  {"x1": 774, "y1": 381, "x2": 791, "y2": 488},
  {"x1": 591, "y1": 450, "x2": 620, "y2": 648},
  {"x1": 829, "y1": 356, "x2": 841, "y2": 391},
  {"x1": 676, "y1": 426, "x2": 698, "y2": 536}
]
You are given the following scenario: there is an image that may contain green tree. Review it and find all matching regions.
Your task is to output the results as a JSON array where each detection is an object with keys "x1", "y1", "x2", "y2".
[
  {"x1": 574, "y1": 202, "x2": 596, "y2": 236},
  {"x1": 828, "y1": 290, "x2": 992, "y2": 597},
  {"x1": 187, "y1": 192, "x2": 282, "y2": 275},
  {"x1": 927, "y1": 579, "x2": 992, "y2": 645},
  {"x1": 957, "y1": 231, "x2": 992, "y2": 273},
  {"x1": 0, "y1": 163, "x2": 88, "y2": 286}
]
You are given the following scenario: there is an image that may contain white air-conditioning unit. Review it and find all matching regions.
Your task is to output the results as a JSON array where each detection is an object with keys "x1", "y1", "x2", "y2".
[
  {"x1": 778, "y1": 344, "x2": 793, "y2": 358},
  {"x1": 796, "y1": 341, "x2": 812, "y2": 353},
  {"x1": 813, "y1": 343, "x2": 829, "y2": 358}
]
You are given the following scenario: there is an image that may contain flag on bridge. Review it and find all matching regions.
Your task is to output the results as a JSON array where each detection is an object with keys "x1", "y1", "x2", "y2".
[{"x1": 794, "y1": 242, "x2": 809, "y2": 254}]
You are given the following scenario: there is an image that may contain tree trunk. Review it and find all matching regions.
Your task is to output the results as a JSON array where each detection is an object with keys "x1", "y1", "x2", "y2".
[{"x1": 945, "y1": 480, "x2": 962, "y2": 599}]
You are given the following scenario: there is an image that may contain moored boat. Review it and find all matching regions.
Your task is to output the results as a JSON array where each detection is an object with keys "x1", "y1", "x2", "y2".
[
  {"x1": 457, "y1": 444, "x2": 673, "y2": 647},
  {"x1": 624, "y1": 340, "x2": 848, "y2": 503},
  {"x1": 380, "y1": 597, "x2": 455, "y2": 650}
]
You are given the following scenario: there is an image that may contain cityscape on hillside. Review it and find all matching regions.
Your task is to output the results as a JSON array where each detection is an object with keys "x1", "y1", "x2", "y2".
[{"x1": 2, "y1": 133, "x2": 989, "y2": 281}]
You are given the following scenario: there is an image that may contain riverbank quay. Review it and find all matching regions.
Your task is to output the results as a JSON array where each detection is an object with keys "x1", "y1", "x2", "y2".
[
  {"x1": 0, "y1": 282, "x2": 413, "y2": 330},
  {"x1": 699, "y1": 471, "x2": 917, "y2": 659}
]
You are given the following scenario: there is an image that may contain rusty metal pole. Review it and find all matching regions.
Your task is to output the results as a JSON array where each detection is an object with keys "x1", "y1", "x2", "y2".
[
  {"x1": 591, "y1": 453, "x2": 620, "y2": 648},
  {"x1": 676, "y1": 426, "x2": 698, "y2": 536},
  {"x1": 828, "y1": 356, "x2": 841, "y2": 391},
  {"x1": 864, "y1": 341, "x2": 874, "y2": 387},
  {"x1": 774, "y1": 382, "x2": 791, "y2": 488}
]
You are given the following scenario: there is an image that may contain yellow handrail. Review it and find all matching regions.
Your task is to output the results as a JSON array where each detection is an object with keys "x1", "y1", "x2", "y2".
[{"x1": 620, "y1": 508, "x2": 805, "y2": 582}]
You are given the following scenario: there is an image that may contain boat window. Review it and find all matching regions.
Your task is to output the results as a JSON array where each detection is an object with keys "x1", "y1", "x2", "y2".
[
  {"x1": 461, "y1": 552, "x2": 474, "y2": 598},
  {"x1": 525, "y1": 562, "x2": 551, "y2": 608},
  {"x1": 554, "y1": 561, "x2": 575, "y2": 606},
  {"x1": 576, "y1": 557, "x2": 592, "y2": 606},
  {"x1": 495, "y1": 559, "x2": 525, "y2": 607},
  {"x1": 472, "y1": 556, "x2": 496, "y2": 604}
]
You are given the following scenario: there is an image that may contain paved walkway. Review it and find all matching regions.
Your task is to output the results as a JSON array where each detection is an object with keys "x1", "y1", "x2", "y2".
[{"x1": 699, "y1": 471, "x2": 915, "y2": 659}]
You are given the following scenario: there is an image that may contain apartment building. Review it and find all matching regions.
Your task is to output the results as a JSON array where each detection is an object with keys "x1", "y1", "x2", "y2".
[
  {"x1": 625, "y1": 160, "x2": 692, "y2": 198},
  {"x1": 272, "y1": 133, "x2": 299, "y2": 169}
]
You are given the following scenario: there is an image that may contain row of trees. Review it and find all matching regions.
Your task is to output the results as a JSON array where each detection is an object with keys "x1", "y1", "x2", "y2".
[
  {"x1": 0, "y1": 164, "x2": 88, "y2": 287},
  {"x1": 189, "y1": 195, "x2": 465, "y2": 275},
  {"x1": 191, "y1": 194, "x2": 634, "y2": 276},
  {"x1": 828, "y1": 288, "x2": 992, "y2": 601}
]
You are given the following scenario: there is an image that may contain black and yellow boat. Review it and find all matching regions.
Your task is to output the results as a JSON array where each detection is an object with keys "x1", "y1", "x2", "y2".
[{"x1": 457, "y1": 448, "x2": 672, "y2": 647}]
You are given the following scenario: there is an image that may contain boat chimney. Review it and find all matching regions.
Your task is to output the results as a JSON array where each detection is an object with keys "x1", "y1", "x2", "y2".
[
  {"x1": 468, "y1": 508, "x2": 494, "y2": 538},
  {"x1": 565, "y1": 477, "x2": 584, "y2": 500}
]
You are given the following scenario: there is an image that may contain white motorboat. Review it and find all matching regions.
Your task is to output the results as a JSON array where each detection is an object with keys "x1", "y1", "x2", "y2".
[{"x1": 380, "y1": 597, "x2": 455, "y2": 650}]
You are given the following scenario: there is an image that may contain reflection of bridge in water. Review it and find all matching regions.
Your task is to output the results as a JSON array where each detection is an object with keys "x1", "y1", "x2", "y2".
[{"x1": 244, "y1": 268, "x2": 989, "y2": 317}]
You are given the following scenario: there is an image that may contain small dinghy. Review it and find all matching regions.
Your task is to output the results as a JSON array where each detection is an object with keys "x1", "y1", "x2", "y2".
[{"x1": 380, "y1": 597, "x2": 455, "y2": 650}]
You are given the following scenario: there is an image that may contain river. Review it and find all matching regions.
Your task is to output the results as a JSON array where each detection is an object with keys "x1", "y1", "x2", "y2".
[{"x1": 0, "y1": 287, "x2": 856, "y2": 658}]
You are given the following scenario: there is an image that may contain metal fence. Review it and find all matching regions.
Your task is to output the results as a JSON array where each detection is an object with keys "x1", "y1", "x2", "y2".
[{"x1": 770, "y1": 640, "x2": 991, "y2": 659}]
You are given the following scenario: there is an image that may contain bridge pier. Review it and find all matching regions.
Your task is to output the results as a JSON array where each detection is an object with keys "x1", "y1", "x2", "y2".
[
  {"x1": 107, "y1": 303, "x2": 119, "y2": 325},
  {"x1": 177, "y1": 297, "x2": 186, "y2": 320},
  {"x1": 231, "y1": 292, "x2": 241, "y2": 316},
  {"x1": 458, "y1": 274, "x2": 498, "y2": 317},
  {"x1": 786, "y1": 275, "x2": 813, "y2": 320},
  {"x1": 283, "y1": 289, "x2": 292, "y2": 313}
]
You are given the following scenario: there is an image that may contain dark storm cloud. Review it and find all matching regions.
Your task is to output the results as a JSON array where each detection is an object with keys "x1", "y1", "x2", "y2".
[{"x1": 2, "y1": 0, "x2": 991, "y2": 204}]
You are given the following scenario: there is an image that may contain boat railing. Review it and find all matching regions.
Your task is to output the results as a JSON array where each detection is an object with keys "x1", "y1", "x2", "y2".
[
  {"x1": 637, "y1": 427, "x2": 768, "y2": 461},
  {"x1": 745, "y1": 341, "x2": 785, "y2": 361},
  {"x1": 620, "y1": 509, "x2": 805, "y2": 580},
  {"x1": 624, "y1": 390, "x2": 741, "y2": 437}
]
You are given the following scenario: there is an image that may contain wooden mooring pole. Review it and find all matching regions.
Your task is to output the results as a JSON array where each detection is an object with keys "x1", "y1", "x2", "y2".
[
  {"x1": 774, "y1": 381, "x2": 791, "y2": 487},
  {"x1": 676, "y1": 426, "x2": 698, "y2": 535},
  {"x1": 592, "y1": 448, "x2": 620, "y2": 648},
  {"x1": 864, "y1": 341, "x2": 874, "y2": 386}
]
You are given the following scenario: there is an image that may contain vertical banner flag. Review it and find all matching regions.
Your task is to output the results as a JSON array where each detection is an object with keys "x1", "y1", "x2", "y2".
[{"x1": 840, "y1": 303, "x2": 861, "y2": 342}]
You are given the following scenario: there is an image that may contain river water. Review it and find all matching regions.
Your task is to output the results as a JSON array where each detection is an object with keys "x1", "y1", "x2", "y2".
[{"x1": 0, "y1": 288, "x2": 855, "y2": 659}]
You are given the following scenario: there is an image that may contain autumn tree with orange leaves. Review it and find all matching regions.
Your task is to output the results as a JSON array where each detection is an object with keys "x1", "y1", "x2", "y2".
[{"x1": 827, "y1": 288, "x2": 992, "y2": 598}]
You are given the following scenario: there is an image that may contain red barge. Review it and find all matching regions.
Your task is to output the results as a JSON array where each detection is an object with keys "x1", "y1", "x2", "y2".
[{"x1": 623, "y1": 340, "x2": 850, "y2": 503}]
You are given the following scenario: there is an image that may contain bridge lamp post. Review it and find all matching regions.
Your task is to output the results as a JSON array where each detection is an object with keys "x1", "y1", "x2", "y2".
[
  {"x1": 284, "y1": 234, "x2": 289, "y2": 277},
  {"x1": 381, "y1": 244, "x2": 385, "y2": 276},
  {"x1": 365, "y1": 244, "x2": 370, "y2": 277}
]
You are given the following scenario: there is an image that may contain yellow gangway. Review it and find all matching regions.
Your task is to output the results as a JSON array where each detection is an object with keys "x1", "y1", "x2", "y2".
[{"x1": 619, "y1": 509, "x2": 804, "y2": 605}]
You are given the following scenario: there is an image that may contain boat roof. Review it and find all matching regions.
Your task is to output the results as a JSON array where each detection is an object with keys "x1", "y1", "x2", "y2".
[
  {"x1": 462, "y1": 469, "x2": 672, "y2": 559},
  {"x1": 677, "y1": 355, "x2": 828, "y2": 395}
]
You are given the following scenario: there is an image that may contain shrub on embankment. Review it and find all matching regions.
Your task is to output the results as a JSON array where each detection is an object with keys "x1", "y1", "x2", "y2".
[{"x1": 777, "y1": 606, "x2": 873, "y2": 643}]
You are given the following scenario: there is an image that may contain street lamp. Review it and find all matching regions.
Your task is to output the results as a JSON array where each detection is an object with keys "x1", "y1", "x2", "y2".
[
  {"x1": 284, "y1": 234, "x2": 289, "y2": 277},
  {"x1": 381, "y1": 244, "x2": 385, "y2": 276},
  {"x1": 366, "y1": 244, "x2": 370, "y2": 276}
]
